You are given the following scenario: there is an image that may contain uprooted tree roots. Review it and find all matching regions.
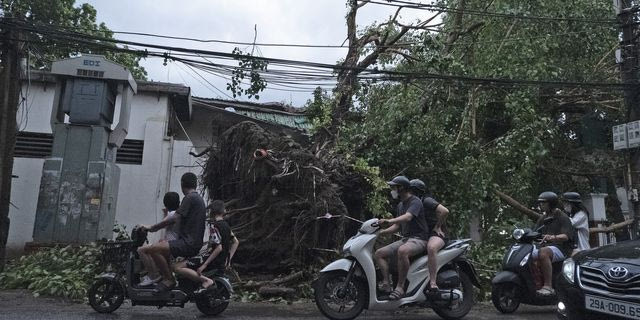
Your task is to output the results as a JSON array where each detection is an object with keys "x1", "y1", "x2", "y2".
[{"x1": 203, "y1": 121, "x2": 366, "y2": 272}]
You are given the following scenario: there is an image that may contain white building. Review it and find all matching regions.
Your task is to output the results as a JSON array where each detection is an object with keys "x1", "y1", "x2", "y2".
[{"x1": 7, "y1": 70, "x2": 309, "y2": 257}]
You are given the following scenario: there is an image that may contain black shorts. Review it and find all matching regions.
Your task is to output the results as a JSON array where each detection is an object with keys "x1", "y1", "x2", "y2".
[{"x1": 169, "y1": 239, "x2": 198, "y2": 258}]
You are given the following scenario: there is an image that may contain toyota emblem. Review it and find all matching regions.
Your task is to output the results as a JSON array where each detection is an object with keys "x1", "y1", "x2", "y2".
[{"x1": 608, "y1": 266, "x2": 629, "y2": 279}]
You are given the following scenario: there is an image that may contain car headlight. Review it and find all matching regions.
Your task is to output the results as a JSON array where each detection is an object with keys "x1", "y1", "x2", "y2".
[
  {"x1": 520, "y1": 253, "x2": 530, "y2": 267},
  {"x1": 512, "y1": 228, "x2": 525, "y2": 240},
  {"x1": 562, "y1": 258, "x2": 575, "y2": 284}
]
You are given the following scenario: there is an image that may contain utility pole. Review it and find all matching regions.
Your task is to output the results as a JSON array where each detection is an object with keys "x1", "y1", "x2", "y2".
[
  {"x1": 0, "y1": 20, "x2": 24, "y2": 271},
  {"x1": 617, "y1": 1, "x2": 640, "y2": 239}
]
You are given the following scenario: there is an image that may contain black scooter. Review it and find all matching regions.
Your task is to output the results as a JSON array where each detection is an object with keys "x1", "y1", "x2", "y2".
[
  {"x1": 491, "y1": 218, "x2": 564, "y2": 314},
  {"x1": 88, "y1": 227, "x2": 232, "y2": 316}
]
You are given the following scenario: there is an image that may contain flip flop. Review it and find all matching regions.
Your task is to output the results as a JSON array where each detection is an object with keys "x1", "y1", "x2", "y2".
[
  {"x1": 536, "y1": 287, "x2": 555, "y2": 296},
  {"x1": 152, "y1": 281, "x2": 176, "y2": 296},
  {"x1": 388, "y1": 288, "x2": 405, "y2": 300}
]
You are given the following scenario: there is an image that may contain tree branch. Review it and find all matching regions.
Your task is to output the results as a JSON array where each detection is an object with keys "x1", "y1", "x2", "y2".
[
  {"x1": 590, "y1": 219, "x2": 634, "y2": 234},
  {"x1": 494, "y1": 190, "x2": 542, "y2": 221}
]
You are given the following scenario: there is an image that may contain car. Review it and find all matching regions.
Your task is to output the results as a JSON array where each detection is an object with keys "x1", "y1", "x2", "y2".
[{"x1": 557, "y1": 239, "x2": 640, "y2": 320}]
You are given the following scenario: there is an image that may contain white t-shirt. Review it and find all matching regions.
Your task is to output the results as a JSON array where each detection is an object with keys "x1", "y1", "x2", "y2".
[
  {"x1": 163, "y1": 211, "x2": 180, "y2": 241},
  {"x1": 570, "y1": 210, "x2": 590, "y2": 251}
]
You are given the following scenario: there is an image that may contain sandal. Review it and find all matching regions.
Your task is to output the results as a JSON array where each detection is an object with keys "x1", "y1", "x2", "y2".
[
  {"x1": 388, "y1": 288, "x2": 405, "y2": 300},
  {"x1": 195, "y1": 282, "x2": 217, "y2": 295},
  {"x1": 152, "y1": 281, "x2": 176, "y2": 295},
  {"x1": 536, "y1": 287, "x2": 555, "y2": 296}
]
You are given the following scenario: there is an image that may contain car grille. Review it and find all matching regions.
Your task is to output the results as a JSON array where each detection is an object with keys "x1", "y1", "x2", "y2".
[{"x1": 578, "y1": 265, "x2": 640, "y2": 299}]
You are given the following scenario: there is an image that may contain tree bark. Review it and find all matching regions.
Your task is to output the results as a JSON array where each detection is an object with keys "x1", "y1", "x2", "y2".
[{"x1": 494, "y1": 190, "x2": 542, "y2": 221}]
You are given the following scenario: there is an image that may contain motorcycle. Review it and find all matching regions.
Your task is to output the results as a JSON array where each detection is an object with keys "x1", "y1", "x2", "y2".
[
  {"x1": 313, "y1": 218, "x2": 481, "y2": 320},
  {"x1": 491, "y1": 217, "x2": 562, "y2": 314},
  {"x1": 87, "y1": 226, "x2": 232, "y2": 316}
]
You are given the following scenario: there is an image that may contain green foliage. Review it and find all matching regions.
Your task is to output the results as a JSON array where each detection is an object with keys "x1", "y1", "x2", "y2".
[
  {"x1": 1, "y1": 0, "x2": 148, "y2": 80},
  {"x1": 227, "y1": 47, "x2": 268, "y2": 99},
  {"x1": 112, "y1": 222, "x2": 131, "y2": 241},
  {"x1": 305, "y1": 87, "x2": 334, "y2": 131},
  {"x1": 349, "y1": 156, "x2": 390, "y2": 218},
  {"x1": 0, "y1": 245, "x2": 100, "y2": 300}
]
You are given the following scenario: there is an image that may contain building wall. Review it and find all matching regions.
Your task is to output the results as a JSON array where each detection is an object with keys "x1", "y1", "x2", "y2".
[{"x1": 7, "y1": 81, "x2": 197, "y2": 256}]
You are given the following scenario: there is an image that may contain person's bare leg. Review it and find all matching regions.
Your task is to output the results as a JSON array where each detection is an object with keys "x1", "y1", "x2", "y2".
[
  {"x1": 540, "y1": 247, "x2": 553, "y2": 288},
  {"x1": 148, "y1": 241, "x2": 175, "y2": 286},
  {"x1": 427, "y1": 237, "x2": 445, "y2": 289},
  {"x1": 172, "y1": 262, "x2": 214, "y2": 288},
  {"x1": 138, "y1": 246, "x2": 159, "y2": 278},
  {"x1": 395, "y1": 244, "x2": 412, "y2": 293},
  {"x1": 374, "y1": 247, "x2": 393, "y2": 285}
]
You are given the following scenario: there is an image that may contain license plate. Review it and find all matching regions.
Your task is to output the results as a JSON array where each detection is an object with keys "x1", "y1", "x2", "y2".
[{"x1": 585, "y1": 294, "x2": 640, "y2": 319}]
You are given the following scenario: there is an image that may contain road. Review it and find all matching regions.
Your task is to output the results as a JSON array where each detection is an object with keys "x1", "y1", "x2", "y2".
[{"x1": 0, "y1": 289, "x2": 556, "y2": 320}]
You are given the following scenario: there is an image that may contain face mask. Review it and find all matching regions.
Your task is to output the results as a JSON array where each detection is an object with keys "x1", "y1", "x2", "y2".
[
  {"x1": 391, "y1": 190, "x2": 399, "y2": 199},
  {"x1": 564, "y1": 204, "x2": 572, "y2": 213}
]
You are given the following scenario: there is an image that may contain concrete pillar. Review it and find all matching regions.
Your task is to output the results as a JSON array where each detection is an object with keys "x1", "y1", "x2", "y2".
[{"x1": 584, "y1": 193, "x2": 608, "y2": 246}]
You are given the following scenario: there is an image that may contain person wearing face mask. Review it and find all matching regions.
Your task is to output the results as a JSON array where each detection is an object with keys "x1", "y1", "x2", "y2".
[
  {"x1": 374, "y1": 176, "x2": 429, "y2": 300},
  {"x1": 562, "y1": 192, "x2": 590, "y2": 255}
]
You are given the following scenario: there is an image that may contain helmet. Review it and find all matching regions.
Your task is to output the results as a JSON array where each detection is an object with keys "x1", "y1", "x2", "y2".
[
  {"x1": 538, "y1": 191, "x2": 559, "y2": 206},
  {"x1": 409, "y1": 179, "x2": 426, "y2": 194},
  {"x1": 562, "y1": 192, "x2": 582, "y2": 203},
  {"x1": 387, "y1": 176, "x2": 410, "y2": 189}
]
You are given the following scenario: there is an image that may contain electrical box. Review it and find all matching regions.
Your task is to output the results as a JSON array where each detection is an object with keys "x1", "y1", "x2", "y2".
[
  {"x1": 33, "y1": 55, "x2": 135, "y2": 244},
  {"x1": 613, "y1": 123, "x2": 628, "y2": 150},
  {"x1": 628, "y1": 120, "x2": 640, "y2": 148}
]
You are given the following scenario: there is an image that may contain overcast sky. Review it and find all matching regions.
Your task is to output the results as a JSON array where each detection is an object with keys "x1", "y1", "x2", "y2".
[{"x1": 83, "y1": 0, "x2": 431, "y2": 106}]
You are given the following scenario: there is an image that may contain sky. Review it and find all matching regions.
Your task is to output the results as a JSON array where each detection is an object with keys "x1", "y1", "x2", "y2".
[{"x1": 83, "y1": 0, "x2": 432, "y2": 106}]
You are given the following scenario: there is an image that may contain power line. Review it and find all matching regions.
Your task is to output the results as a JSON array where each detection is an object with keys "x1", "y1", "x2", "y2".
[
  {"x1": 363, "y1": 0, "x2": 617, "y2": 24},
  {"x1": 1, "y1": 20, "x2": 632, "y2": 90}
]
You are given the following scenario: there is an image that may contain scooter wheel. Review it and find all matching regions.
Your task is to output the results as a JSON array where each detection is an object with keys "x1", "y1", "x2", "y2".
[
  {"x1": 195, "y1": 279, "x2": 231, "y2": 316},
  {"x1": 313, "y1": 270, "x2": 367, "y2": 320},
  {"x1": 88, "y1": 278, "x2": 125, "y2": 313},
  {"x1": 491, "y1": 282, "x2": 521, "y2": 314}
]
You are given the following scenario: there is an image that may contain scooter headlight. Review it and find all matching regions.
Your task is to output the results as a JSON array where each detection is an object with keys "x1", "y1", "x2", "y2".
[
  {"x1": 512, "y1": 228, "x2": 525, "y2": 240},
  {"x1": 342, "y1": 245, "x2": 351, "y2": 257},
  {"x1": 562, "y1": 258, "x2": 575, "y2": 284}
]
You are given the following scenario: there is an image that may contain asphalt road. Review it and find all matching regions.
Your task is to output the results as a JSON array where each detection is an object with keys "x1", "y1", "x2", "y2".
[{"x1": 0, "y1": 289, "x2": 556, "y2": 320}]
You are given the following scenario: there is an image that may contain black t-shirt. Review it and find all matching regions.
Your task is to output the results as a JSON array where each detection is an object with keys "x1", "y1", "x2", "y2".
[
  {"x1": 535, "y1": 210, "x2": 575, "y2": 257},
  {"x1": 208, "y1": 219, "x2": 232, "y2": 268},
  {"x1": 396, "y1": 195, "x2": 429, "y2": 240},
  {"x1": 422, "y1": 196, "x2": 440, "y2": 230},
  {"x1": 176, "y1": 191, "x2": 206, "y2": 251}
]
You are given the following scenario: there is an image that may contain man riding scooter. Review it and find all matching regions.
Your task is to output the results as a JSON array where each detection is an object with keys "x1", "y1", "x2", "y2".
[
  {"x1": 140, "y1": 172, "x2": 207, "y2": 294},
  {"x1": 533, "y1": 191, "x2": 574, "y2": 296},
  {"x1": 375, "y1": 175, "x2": 429, "y2": 300}
]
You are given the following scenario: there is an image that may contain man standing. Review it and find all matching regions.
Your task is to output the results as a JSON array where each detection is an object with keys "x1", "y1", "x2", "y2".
[
  {"x1": 141, "y1": 172, "x2": 206, "y2": 294},
  {"x1": 374, "y1": 176, "x2": 429, "y2": 300}
]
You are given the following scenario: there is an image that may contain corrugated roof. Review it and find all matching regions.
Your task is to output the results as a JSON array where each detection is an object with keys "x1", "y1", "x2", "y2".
[{"x1": 192, "y1": 97, "x2": 311, "y2": 131}]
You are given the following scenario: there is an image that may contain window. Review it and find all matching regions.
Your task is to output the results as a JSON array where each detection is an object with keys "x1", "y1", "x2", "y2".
[
  {"x1": 15, "y1": 131, "x2": 53, "y2": 158},
  {"x1": 116, "y1": 139, "x2": 144, "y2": 165}
]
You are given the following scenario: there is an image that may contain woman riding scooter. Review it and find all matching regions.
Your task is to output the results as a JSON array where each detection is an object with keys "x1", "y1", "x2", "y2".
[{"x1": 561, "y1": 192, "x2": 590, "y2": 255}]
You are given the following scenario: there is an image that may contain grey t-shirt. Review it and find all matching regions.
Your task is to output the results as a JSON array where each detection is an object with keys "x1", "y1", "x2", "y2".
[
  {"x1": 175, "y1": 191, "x2": 206, "y2": 251},
  {"x1": 396, "y1": 195, "x2": 429, "y2": 240}
]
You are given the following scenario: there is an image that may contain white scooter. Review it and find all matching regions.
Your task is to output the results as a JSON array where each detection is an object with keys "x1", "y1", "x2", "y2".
[{"x1": 314, "y1": 218, "x2": 480, "y2": 320}]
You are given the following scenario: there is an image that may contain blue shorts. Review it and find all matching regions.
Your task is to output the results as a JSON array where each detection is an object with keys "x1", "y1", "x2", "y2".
[{"x1": 532, "y1": 246, "x2": 565, "y2": 262}]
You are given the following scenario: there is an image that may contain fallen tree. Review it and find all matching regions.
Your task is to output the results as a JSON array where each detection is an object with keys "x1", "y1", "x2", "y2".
[{"x1": 203, "y1": 121, "x2": 365, "y2": 271}]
